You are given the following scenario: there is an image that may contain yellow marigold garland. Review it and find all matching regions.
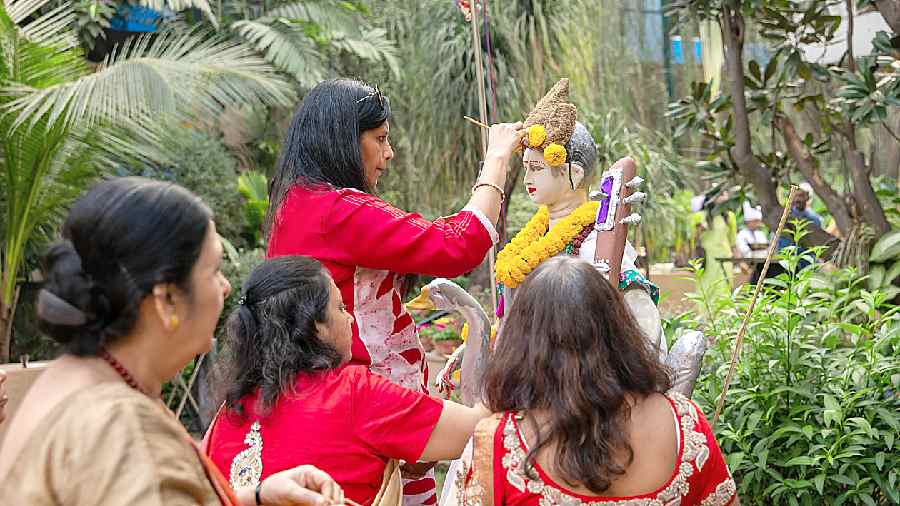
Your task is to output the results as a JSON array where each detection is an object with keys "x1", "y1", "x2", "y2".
[{"x1": 496, "y1": 201, "x2": 599, "y2": 288}]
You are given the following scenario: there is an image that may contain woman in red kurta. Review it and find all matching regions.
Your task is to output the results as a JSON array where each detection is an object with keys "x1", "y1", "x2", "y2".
[
  {"x1": 207, "y1": 257, "x2": 491, "y2": 506},
  {"x1": 267, "y1": 79, "x2": 520, "y2": 395},
  {"x1": 265, "y1": 78, "x2": 522, "y2": 506},
  {"x1": 453, "y1": 257, "x2": 737, "y2": 506}
]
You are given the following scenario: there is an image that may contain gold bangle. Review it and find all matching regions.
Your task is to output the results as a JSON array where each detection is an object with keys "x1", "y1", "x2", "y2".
[{"x1": 472, "y1": 182, "x2": 505, "y2": 202}]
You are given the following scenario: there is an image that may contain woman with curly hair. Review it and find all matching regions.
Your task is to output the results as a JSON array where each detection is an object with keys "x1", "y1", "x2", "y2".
[
  {"x1": 206, "y1": 256, "x2": 492, "y2": 506},
  {"x1": 454, "y1": 256, "x2": 738, "y2": 506}
]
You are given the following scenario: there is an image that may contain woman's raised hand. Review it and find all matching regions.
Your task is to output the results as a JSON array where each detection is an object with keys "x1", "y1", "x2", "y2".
[
  {"x1": 486, "y1": 121, "x2": 525, "y2": 161},
  {"x1": 256, "y1": 465, "x2": 345, "y2": 506}
]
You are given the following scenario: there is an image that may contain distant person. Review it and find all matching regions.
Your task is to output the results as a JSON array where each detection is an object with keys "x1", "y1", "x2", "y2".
[
  {"x1": 772, "y1": 182, "x2": 826, "y2": 277},
  {"x1": 692, "y1": 191, "x2": 736, "y2": 301},
  {"x1": 735, "y1": 202, "x2": 770, "y2": 284}
]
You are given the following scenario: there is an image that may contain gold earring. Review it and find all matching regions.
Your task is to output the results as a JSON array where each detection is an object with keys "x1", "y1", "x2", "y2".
[{"x1": 169, "y1": 315, "x2": 179, "y2": 330}]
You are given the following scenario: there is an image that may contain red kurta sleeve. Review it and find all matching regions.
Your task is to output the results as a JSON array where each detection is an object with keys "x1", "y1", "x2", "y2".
[
  {"x1": 689, "y1": 400, "x2": 738, "y2": 505},
  {"x1": 350, "y1": 366, "x2": 444, "y2": 463},
  {"x1": 321, "y1": 189, "x2": 497, "y2": 277}
]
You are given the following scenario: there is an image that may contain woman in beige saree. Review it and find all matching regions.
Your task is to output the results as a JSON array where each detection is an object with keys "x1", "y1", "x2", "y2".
[{"x1": 0, "y1": 177, "x2": 344, "y2": 506}]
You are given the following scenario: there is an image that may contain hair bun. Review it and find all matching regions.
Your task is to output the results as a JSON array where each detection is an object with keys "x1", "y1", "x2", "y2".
[{"x1": 37, "y1": 242, "x2": 103, "y2": 350}]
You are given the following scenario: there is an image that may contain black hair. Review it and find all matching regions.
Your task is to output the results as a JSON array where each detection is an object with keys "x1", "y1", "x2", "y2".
[
  {"x1": 37, "y1": 177, "x2": 212, "y2": 356},
  {"x1": 265, "y1": 78, "x2": 392, "y2": 235},
  {"x1": 219, "y1": 256, "x2": 343, "y2": 419}
]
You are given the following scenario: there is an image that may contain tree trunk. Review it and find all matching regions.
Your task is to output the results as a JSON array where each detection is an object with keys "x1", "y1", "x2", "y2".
[
  {"x1": 847, "y1": 148, "x2": 892, "y2": 234},
  {"x1": 875, "y1": 0, "x2": 900, "y2": 33},
  {"x1": 1, "y1": 304, "x2": 11, "y2": 364},
  {"x1": 720, "y1": 8, "x2": 779, "y2": 229},
  {"x1": 774, "y1": 116, "x2": 854, "y2": 235},
  {"x1": 843, "y1": 1, "x2": 892, "y2": 236},
  {"x1": 0, "y1": 286, "x2": 19, "y2": 364},
  {"x1": 721, "y1": 6, "x2": 838, "y2": 254}
]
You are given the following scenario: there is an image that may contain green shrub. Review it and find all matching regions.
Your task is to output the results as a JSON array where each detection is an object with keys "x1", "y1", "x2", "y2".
[
  {"x1": 682, "y1": 244, "x2": 900, "y2": 504},
  {"x1": 123, "y1": 127, "x2": 247, "y2": 248},
  {"x1": 218, "y1": 246, "x2": 265, "y2": 336},
  {"x1": 237, "y1": 171, "x2": 269, "y2": 248}
]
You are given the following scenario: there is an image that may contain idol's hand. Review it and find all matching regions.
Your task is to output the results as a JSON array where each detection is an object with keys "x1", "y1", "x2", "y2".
[
  {"x1": 486, "y1": 121, "x2": 525, "y2": 161},
  {"x1": 248, "y1": 465, "x2": 344, "y2": 506}
]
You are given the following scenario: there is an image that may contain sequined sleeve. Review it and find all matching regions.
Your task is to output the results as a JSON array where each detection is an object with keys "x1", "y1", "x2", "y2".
[
  {"x1": 455, "y1": 414, "x2": 503, "y2": 506},
  {"x1": 687, "y1": 399, "x2": 738, "y2": 506}
]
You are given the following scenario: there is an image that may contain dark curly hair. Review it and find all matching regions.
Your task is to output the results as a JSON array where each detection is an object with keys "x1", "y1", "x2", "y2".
[
  {"x1": 482, "y1": 256, "x2": 672, "y2": 493},
  {"x1": 219, "y1": 256, "x2": 343, "y2": 419},
  {"x1": 37, "y1": 177, "x2": 212, "y2": 356}
]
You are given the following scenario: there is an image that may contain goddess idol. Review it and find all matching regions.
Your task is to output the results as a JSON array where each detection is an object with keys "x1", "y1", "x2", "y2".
[{"x1": 494, "y1": 79, "x2": 664, "y2": 357}]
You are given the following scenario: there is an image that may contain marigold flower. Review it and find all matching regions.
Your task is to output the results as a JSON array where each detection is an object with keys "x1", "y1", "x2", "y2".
[
  {"x1": 527, "y1": 124, "x2": 547, "y2": 148},
  {"x1": 543, "y1": 143, "x2": 567, "y2": 166}
]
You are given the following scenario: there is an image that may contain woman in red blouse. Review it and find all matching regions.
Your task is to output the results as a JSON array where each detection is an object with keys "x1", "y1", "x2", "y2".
[
  {"x1": 207, "y1": 256, "x2": 491, "y2": 506},
  {"x1": 455, "y1": 256, "x2": 739, "y2": 506},
  {"x1": 265, "y1": 79, "x2": 522, "y2": 505}
]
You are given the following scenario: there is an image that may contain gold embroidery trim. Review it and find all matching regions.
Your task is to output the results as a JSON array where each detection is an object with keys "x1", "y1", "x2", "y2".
[
  {"x1": 229, "y1": 420, "x2": 263, "y2": 489},
  {"x1": 499, "y1": 393, "x2": 715, "y2": 506}
]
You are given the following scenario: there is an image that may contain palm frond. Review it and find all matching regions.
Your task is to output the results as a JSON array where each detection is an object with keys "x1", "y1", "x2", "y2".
[
  {"x1": 331, "y1": 27, "x2": 400, "y2": 77},
  {"x1": 266, "y1": 2, "x2": 356, "y2": 30},
  {"x1": 4, "y1": 0, "x2": 51, "y2": 25},
  {"x1": 15, "y1": 2, "x2": 76, "y2": 48},
  {"x1": 137, "y1": 0, "x2": 217, "y2": 27},
  {"x1": 4, "y1": 29, "x2": 294, "y2": 133},
  {"x1": 232, "y1": 19, "x2": 324, "y2": 86}
]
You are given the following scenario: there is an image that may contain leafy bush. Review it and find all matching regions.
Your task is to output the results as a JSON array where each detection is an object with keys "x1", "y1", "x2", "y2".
[
  {"x1": 418, "y1": 316, "x2": 462, "y2": 343},
  {"x1": 683, "y1": 245, "x2": 900, "y2": 504},
  {"x1": 120, "y1": 126, "x2": 248, "y2": 248},
  {"x1": 218, "y1": 246, "x2": 265, "y2": 336},
  {"x1": 237, "y1": 171, "x2": 269, "y2": 248}
]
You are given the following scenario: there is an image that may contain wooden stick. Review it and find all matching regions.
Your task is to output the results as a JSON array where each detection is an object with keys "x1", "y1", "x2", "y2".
[
  {"x1": 464, "y1": 115, "x2": 489, "y2": 129},
  {"x1": 711, "y1": 186, "x2": 799, "y2": 427},
  {"x1": 469, "y1": 5, "x2": 498, "y2": 319}
]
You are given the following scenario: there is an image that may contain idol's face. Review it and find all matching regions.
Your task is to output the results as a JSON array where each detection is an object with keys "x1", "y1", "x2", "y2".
[{"x1": 522, "y1": 148, "x2": 571, "y2": 206}]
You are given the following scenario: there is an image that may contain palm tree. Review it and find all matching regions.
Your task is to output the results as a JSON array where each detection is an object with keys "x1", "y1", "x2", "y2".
[
  {"x1": 0, "y1": 0, "x2": 293, "y2": 362},
  {"x1": 219, "y1": 0, "x2": 399, "y2": 87}
]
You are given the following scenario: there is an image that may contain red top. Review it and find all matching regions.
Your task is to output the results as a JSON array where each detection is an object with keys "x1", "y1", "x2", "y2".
[
  {"x1": 267, "y1": 185, "x2": 496, "y2": 392},
  {"x1": 206, "y1": 365, "x2": 444, "y2": 505},
  {"x1": 458, "y1": 392, "x2": 737, "y2": 506}
]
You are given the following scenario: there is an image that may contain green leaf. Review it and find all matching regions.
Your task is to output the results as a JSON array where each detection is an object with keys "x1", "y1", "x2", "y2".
[
  {"x1": 220, "y1": 234, "x2": 241, "y2": 268},
  {"x1": 875, "y1": 452, "x2": 885, "y2": 470},
  {"x1": 876, "y1": 407, "x2": 900, "y2": 432},
  {"x1": 869, "y1": 230, "x2": 900, "y2": 262},
  {"x1": 813, "y1": 474, "x2": 825, "y2": 494},
  {"x1": 726, "y1": 451, "x2": 746, "y2": 470},
  {"x1": 868, "y1": 265, "x2": 885, "y2": 290},
  {"x1": 785, "y1": 456, "x2": 817, "y2": 466}
]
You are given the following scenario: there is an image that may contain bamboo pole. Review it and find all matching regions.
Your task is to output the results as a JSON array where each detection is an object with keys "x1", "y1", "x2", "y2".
[
  {"x1": 711, "y1": 186, "x2": 799, "y2": 426},
  {"x1": 470, "y1": 4, "x2": 498, "y2": 317}
]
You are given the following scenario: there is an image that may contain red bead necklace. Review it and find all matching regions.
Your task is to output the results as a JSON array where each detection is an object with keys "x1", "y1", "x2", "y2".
[{"x1": 99, "y1": 348, "x2": 151, "y2": 397}]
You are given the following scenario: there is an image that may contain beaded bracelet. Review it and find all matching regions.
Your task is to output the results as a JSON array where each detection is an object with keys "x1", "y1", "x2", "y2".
[{"x1": 472, "y1": 181, "x2": 505, "y2": 202}]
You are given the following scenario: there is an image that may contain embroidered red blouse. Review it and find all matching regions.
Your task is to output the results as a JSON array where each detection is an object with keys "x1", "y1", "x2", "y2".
[
  {"x1": 206, "y1": 365, "x2": 444, "y2": 505},
  {"x1": 457, "y1": 392, "x2": 737, "y2": 506},
  {"x1": 267, "y1": 185, "x2": 497, "y2": 392}
]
